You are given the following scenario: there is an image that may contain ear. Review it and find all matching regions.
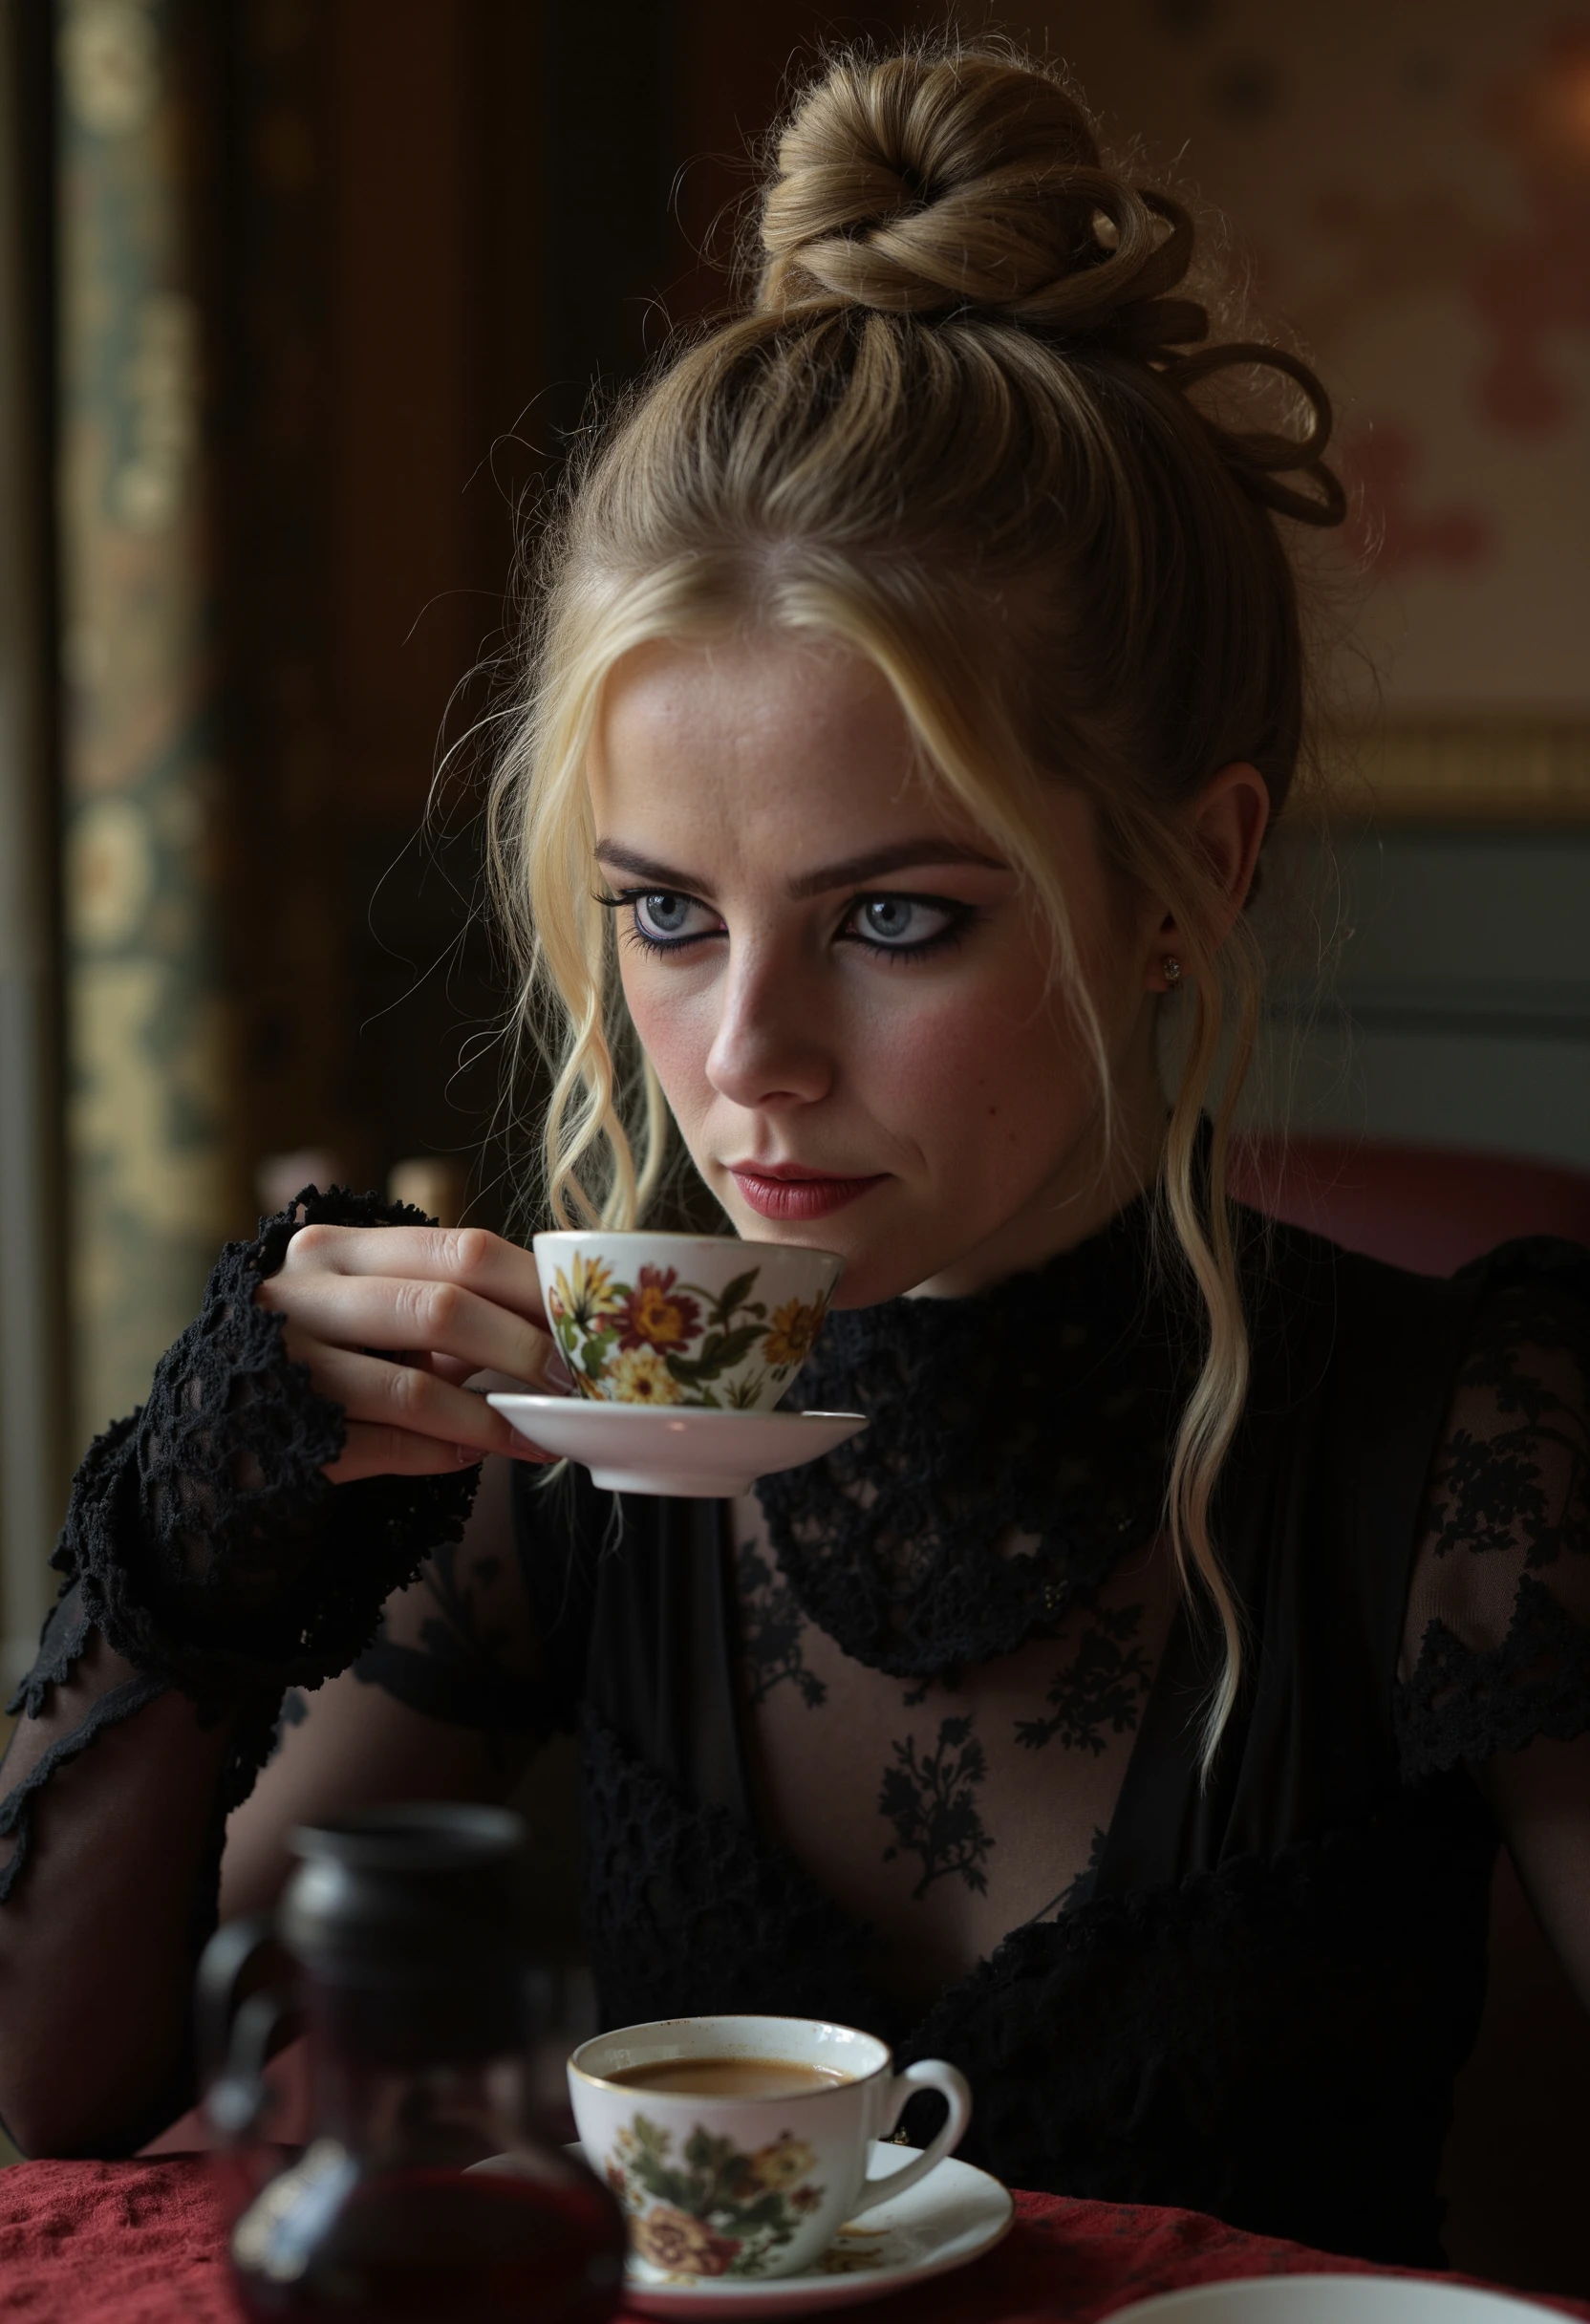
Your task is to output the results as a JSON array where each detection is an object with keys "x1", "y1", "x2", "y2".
[{"x1": 1142, "y1": 762, "x2": 1270, "y2": 993}]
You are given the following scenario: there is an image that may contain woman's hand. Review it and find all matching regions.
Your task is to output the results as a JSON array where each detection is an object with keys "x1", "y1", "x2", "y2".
[{"x1": 255, "y1": 1223, "x2": 567, "y2": 1482}]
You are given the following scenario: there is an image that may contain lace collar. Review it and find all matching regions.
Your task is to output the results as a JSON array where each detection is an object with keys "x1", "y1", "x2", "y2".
[{"x1": 753, "y1": 1190, "x2": 1196, "y2": 1678}]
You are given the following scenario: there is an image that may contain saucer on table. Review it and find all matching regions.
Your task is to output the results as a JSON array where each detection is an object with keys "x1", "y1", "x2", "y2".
[
  {"x1": 487, "y1": 1395, "x2": 867, "y2": 1498},
  {"x1": 576, "y1": 2141, "x2": 1014, "y2": 2319}
]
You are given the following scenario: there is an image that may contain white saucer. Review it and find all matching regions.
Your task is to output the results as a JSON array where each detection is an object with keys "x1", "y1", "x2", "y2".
[
  {"x1": 1110, "y1": 2280, "x2": 1561, "y2": 2324},
  {"x1": 487, "y1": 1395, "x2": 867, "y2": 1497},
  {"x1": 583, "y1": 2141, "x2": 1014, "y2": 2318}
]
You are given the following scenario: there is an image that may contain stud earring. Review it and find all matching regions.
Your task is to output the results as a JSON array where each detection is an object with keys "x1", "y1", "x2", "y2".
[{"x1": 1161, "y1": 956, "x2": 1182, "y2": 987}]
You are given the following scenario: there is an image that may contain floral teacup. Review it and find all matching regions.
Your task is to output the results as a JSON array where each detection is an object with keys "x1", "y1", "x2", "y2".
[
  {"x1": 569, "y1": 2013, "x2": 971, "y2": 2280},
  {"x1": 533, "y1": 1233, "x2": 843, "y2": 1411}
]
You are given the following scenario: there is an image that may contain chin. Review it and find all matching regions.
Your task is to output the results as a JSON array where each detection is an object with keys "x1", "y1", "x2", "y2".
[{"x1": 810, "y1": 1227, "x2": 951, "y2": 1311}]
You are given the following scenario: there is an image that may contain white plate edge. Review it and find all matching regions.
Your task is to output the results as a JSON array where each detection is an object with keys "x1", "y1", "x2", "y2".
[{"x1": 1105, "y1": 2277, "x2": 1569, "y2": 2324}]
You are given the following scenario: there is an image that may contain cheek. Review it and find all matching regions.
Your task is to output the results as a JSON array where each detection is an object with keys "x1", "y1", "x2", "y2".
[
  {"x1": 858, "y1": 980, "x2": 1091, "y2": 1157},
  {"x1": 618, "y1": 966, "x2": 714, "y2": 1120}
]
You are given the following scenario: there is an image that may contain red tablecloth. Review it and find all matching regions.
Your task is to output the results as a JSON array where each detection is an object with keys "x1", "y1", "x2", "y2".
[{"x1": 0, "y1": 2158, "x2": 1585, "y2": 2324}]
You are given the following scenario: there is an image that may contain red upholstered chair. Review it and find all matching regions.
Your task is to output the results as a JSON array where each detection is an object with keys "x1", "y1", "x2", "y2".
[
  {"x1": 1231, "y1": 1131, "x2": 1590, "y2": 2294},
  {"x1": 1228, "y1": 1132, "x2": 1590, "y2": 1277}
]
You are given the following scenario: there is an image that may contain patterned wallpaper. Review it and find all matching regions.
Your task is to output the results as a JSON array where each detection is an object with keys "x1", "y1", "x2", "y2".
[
  {"x1": 1026, "y1": 0, "x2": 1590, "y2": 813},
  {"x1": 56, "y1": 0, "x2": 233, "y2": 1446}
]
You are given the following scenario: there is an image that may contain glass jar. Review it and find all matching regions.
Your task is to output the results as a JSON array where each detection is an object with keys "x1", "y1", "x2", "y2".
[{"x1": 200, "y1": 1803, "x2": 626, "y2": 2323}]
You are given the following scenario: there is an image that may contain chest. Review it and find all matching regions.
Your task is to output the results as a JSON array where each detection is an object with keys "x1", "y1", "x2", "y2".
[{"x1": 727, "y1": 1491, "x2": 1178, "y2": 2009}]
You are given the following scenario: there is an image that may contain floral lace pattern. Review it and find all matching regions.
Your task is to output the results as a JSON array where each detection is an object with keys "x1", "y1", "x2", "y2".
[
  {"x1": 1397, "y1": 1258, "x2": 1590, "y2": 1778},
  {"x1": 878, "y1": 1711, "x2": 994, "y2": 1899},
  {"x1": 353, "y1": 1520, "x2": 555, "y2": 1759},
  {"x1": 736, "y1": 1539, "x2": 827, "y2": 1710},
  {"x1": 738, "y1": 1205, "x2": 1193, "y2": 1951},
  {"x1": 1016, "y1": 1603, "x2": 1155, "y2": 1755},
  {"x1": 43, "y1": 1186, "x2": 478, "y2": 1708},
  {"x1": 754, "y1": 1202, "x2": 1192, "y2": 1679},
  {"x1": 0, "y1": 1186, "x2": 481, "y2": 1918},
  {"x1": 579, "y1": 1713, "x2": 884, "y2": 2040}
]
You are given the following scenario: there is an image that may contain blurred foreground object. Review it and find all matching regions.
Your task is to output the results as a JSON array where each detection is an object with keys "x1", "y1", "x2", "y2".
[
  {"x1": 256, "y1": 1149, "x2": 345, "y2": 1220},
  {"x1": 201, "y1": 1805, "x2": 624, "y2": 2321}
]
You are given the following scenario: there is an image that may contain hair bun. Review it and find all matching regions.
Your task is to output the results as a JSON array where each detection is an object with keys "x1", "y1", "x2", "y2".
[{"x1": 758, "y1": 49, "x2": 1206, "y2": 355}]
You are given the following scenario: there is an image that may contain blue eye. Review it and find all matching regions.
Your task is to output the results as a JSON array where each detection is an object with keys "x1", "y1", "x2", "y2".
[
  {"x1": 844, "y1": 894, "x2": 965, "y2": 953},
  {"x1": 860, "y1": 896, "x2": 917, "y2": 942},
  {"x1": 617, "y1": 891, "x2": 723, "y2": 951},
  {"x1": 634, "y1": 892, "x2": 694, "y2": 939}
]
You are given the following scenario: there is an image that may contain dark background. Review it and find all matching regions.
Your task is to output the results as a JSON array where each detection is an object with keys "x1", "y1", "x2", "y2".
[{"x1": 210, "y1": 0, "x2": 914, "y2": 1222}]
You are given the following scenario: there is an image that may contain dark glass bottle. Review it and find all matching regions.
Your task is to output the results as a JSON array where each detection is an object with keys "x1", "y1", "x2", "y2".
[{"x1": 201, "y1": 1804, "x2": 626, "y2": 2324}]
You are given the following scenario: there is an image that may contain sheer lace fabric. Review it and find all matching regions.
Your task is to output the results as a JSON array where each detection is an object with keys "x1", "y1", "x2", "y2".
[
  {"x1": 352, "y1": 1460, "x2": 560, "y2": 1776},
  {"x1": 0, "y1": 1585, "x2": 166, "y2": 1905},
  {"x1": 756, "y1": 1201, "x2": 1191, "y2": 1675},
  {"x1": 734, "y1": 1496, "x2": 1177, "y2": 2005},
  {"x1": 1397, "y1": 1267, "x2": 1590, "y2": 1776},
  {"x1": 512, "y1": 1220, "x2": 1588, "y2": 2262},
  {"x1": 734, "y1": 1192, "x2": 1197, "y2": 1994},
  {"x1": 345, "y1": 1226, "x2": 1587, "y2": 2039},
  {"x1": 0, "y1": 1188, "x2": 478, "y2": 1939}
]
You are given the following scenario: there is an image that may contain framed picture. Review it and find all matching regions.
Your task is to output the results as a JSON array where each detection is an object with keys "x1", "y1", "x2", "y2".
[{"x1": 1037, "y1": 0, "x2": 1590, "y2": 821}]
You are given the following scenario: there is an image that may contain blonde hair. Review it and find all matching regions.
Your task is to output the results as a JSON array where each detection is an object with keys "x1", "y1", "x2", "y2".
[{"x1": 487, "y1": 37, "x2": 1345, "y2": 1768}]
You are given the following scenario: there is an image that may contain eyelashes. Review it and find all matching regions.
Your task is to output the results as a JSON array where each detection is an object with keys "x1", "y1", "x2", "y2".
[
  {"x1": 593, "y1": 888, "x2": 978, "y2": 962},
  {"x1": 840, "y1": 894, "x2": 969, "y2": 955},
  {"x1": 593, "y1": 889, "x2": 725, "y2": 956}
]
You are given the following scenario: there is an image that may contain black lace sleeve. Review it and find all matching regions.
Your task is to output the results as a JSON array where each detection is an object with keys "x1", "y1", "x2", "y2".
[
  {"x1": 1395, "y1": 1239, "x2": 1590, "y2": 1782},
  {"x1": 2, "y1": 1186, "x2": 480, "y2": 1889},
  {"x1": 351, "y1": 1457, "x2": 604, "y2": 1747}
]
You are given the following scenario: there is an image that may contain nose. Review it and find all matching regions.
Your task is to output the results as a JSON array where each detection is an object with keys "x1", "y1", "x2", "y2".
[{"x1": 705, "y1": 945, "x2": 833, "y2": 1110}]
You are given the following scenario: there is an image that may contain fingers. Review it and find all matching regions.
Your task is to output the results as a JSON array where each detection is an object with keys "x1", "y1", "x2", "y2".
[
  {"x1": 310, "y1": 1345, "x2": 552, "y2": 1467},
  {"x1": 265, "y1": 1270, "x2": 559, "y2": 1388},
  {"x1": 257, "y1": 1225, "x2": 566, "y2": 1485},
  {"x1": 453, "y1": 1362, "x2": 570, "y2": 1395},
  {"x1": 326, "y1": 1422, "x2": 479, "y2": 1484},
  {"x1": 327, "y1": 1422, "x2": 556, "y2": 1483},
  {"x1": 276, "y1": 1223, "x2": 548, "y2": 1328}
]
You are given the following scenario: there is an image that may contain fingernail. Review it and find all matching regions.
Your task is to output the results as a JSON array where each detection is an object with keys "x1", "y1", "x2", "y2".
[
  {"x1": 456, "y1": 1446, "x2": 482, "y2": 1467},
  {"x1": 543, "y1": 1350, "x2": 572, "y2": 1392}
]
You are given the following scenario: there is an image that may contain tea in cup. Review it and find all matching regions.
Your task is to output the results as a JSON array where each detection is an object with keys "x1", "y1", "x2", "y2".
[
  {"x1": 568, "y1": 2012, "x2": 971, "y2": 2280},
  {"x1": 534, "y1": 1234, "x2": 842, "y2": 1412}
]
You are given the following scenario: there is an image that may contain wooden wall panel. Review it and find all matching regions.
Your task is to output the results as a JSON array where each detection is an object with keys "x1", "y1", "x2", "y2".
[
  {"x1": 670, "y1": 4, "x2": 913, "y2": 324},
  {"x1": 330, "y1": 0, "x2": 475, "y2": 822},
  {"x1": 216, "y1": 5, "x2": 929, "y2": 1223}
]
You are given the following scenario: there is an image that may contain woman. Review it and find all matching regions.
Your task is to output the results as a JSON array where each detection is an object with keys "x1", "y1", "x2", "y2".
[{"x1": 0, "y1": 39, "x2": 1585, "y2": 2269}]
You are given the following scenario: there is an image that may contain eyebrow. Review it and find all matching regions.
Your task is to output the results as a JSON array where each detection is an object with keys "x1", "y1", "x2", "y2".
[{"x1": 592, "y1": 837, "x2": 1007, "y2": 902}]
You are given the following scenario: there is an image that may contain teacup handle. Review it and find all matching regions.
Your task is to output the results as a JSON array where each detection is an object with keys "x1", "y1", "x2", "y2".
[{"x1": 849, "y1": 2058, "x2": 972, "y2": 2219}]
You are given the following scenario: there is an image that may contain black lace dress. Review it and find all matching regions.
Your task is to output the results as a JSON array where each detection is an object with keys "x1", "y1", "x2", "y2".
[
  {"x1": 3, "y1": 1186, "x2": 1586, "y2": 2258},
  {"x1": 359, "y1": 1201, "x2": 1590, "y2": 2268}
]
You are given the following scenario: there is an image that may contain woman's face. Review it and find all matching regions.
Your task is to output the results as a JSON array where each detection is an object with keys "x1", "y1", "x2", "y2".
[{"x1": 589, "y1": 633, "x2": 1171, "y2": 1305}]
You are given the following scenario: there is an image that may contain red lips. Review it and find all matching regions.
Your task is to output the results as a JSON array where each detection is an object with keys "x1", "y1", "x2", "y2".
[{"x1": 725, "y1": 1164, "x2": 888, "y2": 1221}]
